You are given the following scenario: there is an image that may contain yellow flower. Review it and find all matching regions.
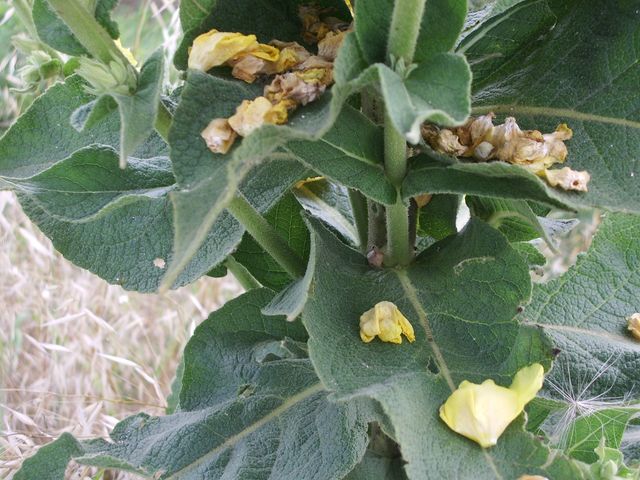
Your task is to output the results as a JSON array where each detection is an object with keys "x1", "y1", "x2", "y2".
[
  {"x1": 228, "y1": 97, "x2": 289, "y2": 137},
  {"x1": 188, "y1": 30, "x2": 258, "y2": 71},
  {"x1": 200, "y1": 118, "x2": 237, "y2": 154},
  {"x1": 627, "y1": 313, "x2": 640, "y2": 340},
  {"x1": 359, "y1": 301, "x2": 416, "y2": 344},
  {"x1": 439, "y1": 364, "x2": 544, "y2": 448}
]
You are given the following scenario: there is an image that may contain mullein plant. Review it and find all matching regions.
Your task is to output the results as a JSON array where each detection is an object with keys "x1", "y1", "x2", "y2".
[{"x1": 4, "y1": 0, "x2": 640, "y2": 479}]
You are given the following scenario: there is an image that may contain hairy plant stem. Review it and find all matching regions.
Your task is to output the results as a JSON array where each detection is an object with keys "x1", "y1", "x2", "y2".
[
  {"x1": 227, "y1": 196, "x2": 306, "y2": 279},
  {"x1": 382, "y1": 0, "x2": 427, "y2": 266},
  {"x1": 383, "y1": 113, "x2": 412, "y2": 266},
  {"x1": 45, "y1": 0, "x2": 171, "y2": 141},
  {"x1": 224, "y1": 256, "x2": 262, "y2": 291},
  {"x1": 348, "y1": 189, "x2": 369, "y2": 252}
]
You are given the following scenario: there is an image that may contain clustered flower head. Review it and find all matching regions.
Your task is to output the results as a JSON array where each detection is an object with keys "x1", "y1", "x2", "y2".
[
  {"x1": 439, "y1": 363, "x2": 544, "y2": 448},
  {"x1": 191, "y1": 6, "x2": 350, "y2": 154},
  {"x1": 359, "y1": 301, "x2": 416, "y2": 344},
  {"x1": 423, "y1": 114, "x2": 591, "y2": 192}
]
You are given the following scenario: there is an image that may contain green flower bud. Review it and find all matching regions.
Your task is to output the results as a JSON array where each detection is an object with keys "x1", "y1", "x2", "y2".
[{"x1": 76, "y1": 57, "x2": 138, "y2": 96}]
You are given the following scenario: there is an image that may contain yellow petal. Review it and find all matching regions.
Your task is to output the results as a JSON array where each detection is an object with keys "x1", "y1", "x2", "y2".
[
  {"x1": 439, "y1": 364, "x2": 544, "y2": 448},
  {"x1": 509, "y1": 363, "x2": 544, "y2": 408},
  {"x1": 188, "y1": 30, "x2": 258, "y2": 71},
  {"x1": 439, "y1": 379, "x2": 521, "y2": 448},
  {"x1": 359, "y1": 301, "x2": 414, "y2": 344},
  {"x1": 247, "y1": 43, "x2": 280, "y2": 62},
  {"x1": 228, "y1": 96, "x2": 288, "y2": 137}
]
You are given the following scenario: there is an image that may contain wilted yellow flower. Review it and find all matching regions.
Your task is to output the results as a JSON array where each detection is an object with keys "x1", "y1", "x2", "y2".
[
  {"x1": 188, "y1": 30, "x2": 259, "y2": 71},
  {"x1": 359, "y1": 301, "x2": 416, "y2": 344},
  {"x1": 201, "y1": 118, "x2": 237, "y2": 154},
  {"x1": 543, "y1": 167, "x2": 591, "y2": 192},
  {"x1": 230, "y1": 43, "x2": 307, "y2": 83},
  {"x1": 423, "y1": 115, "x2": 586, "y2": 191},
  {"x1": 228, "y1": 97, "x2": 289, "y2": 137},
  {"x1": 272, "y1": 41, "x2": 311, "y2": 71},
  {"x1": 318, "y1": 30, "x2": 347, "y2": 60},
  {"x1": 627, "y1": 313, "x2": 640, "y2": 340},
  {"x1": 439, "y1": 364, "x2": 544, "y2": 448}
]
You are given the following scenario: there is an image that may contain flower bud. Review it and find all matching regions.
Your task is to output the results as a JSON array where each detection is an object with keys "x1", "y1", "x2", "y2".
[{"x1": 76, "y1": 57, "x2": 137, "y2": 96}]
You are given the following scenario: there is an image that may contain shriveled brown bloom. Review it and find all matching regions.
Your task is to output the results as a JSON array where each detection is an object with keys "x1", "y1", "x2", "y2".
[{"x1": 423, "y1": 114, "x2": 589, "y2": 192}]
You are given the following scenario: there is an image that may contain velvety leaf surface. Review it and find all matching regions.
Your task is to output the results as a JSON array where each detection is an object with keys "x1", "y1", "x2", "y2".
[
  {"x1": 32, "y1": 0, "x2": 119, "y2": 56},
  {"x1": 370, "y1": 374, "x2": 584, "y2": 480},
  {"x1": 562, "y1": 408, "x2": 639, "y2": 464},
  {"x1": 417, "y1": 194, "x2": 460, "y2": 240},
  {"x1": 293, "y1": 179, "x2": 358, "y2": 245},
  {"x1": 462, "y1": 0, "x2": 640, "y2": 212},
  {"x1": 0, "y1": 76, "x2": 242, "y2": 291},
  {"x1": 459, "y1": 0, "x2": 556, "y2": 82},
  {"x1": 466, "y1": 196, "x2": 549, "y2": 244},
  {"x1": 344, "y1": 451, "x2": 407, "y2": 480},
  {"x1": 14, "y1": 289, "x2": 371, "y2": 480},
  {"x1": 162, "y1": 57, "x2": 365, "y2": 288},
  {"x1": 302, "y1": 216, "x2": 545, "y2": 396},
  {"x1": 108, "y1": 50, "x2": 165, "y2": 167},
  {"x1": 284, "y1": 106, "x2": 396, "y2": 205},
  {"x1": 354, "y1": 0, "x2": 467, "y2": 64},
  {"x1": 403, "y1": 153, "x2": 577, "y2": 210},
  {"x1": 522, "y1": 214, "x2": 640, "y2": 400}
]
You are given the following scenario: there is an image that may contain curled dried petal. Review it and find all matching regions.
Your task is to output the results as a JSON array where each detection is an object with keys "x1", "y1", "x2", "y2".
[
  {"x1": 188, "y1": 30, "x2": 258, "y2": 71},
  {"x1": 201, "y1": 118, "x2": 237, "y2": 154},
  {"x1": 228, "y1": 97, "x2": 289, "y2": 137},
  {"x1": 265, "y1": 72, "x2": 327, "y2": 105},
  {"x1": 543, "y1": 167, "x2": 591, "y2": 192},
  {"x1": 318, "y1": 30, "x2": 347, "y2": 60}
]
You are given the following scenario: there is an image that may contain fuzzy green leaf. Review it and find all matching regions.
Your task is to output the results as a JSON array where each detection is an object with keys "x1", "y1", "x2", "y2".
[
  {"x1": 563, "y1": 408, "x2": 639, "y2": 464},
  {"x1": 302, "y1": 215, "x2": 547, "y2": 395},
  {"x1": 0, "y1": 76, "x2": 243, "y2": 291},
  {"x1": 461, "y1": 0, "x2": 640, "y2": 212},
  {"x1": 354, "y1": 0, "x2": 467, "y2": 64},
  {"x1": 522, "y1": 214, "x2": 640, "y2": 401},
  {"x1": 13, "y1": 289, "x2": 371, "y2": 479},
  {"x1": 33, "y1": 0, "x2": 119, "y2": 56}
]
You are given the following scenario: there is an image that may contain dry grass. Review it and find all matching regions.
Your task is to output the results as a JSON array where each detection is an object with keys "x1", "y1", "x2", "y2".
[{"x1": 0, "y1": 192, "x2": 242, "y2": 479}]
